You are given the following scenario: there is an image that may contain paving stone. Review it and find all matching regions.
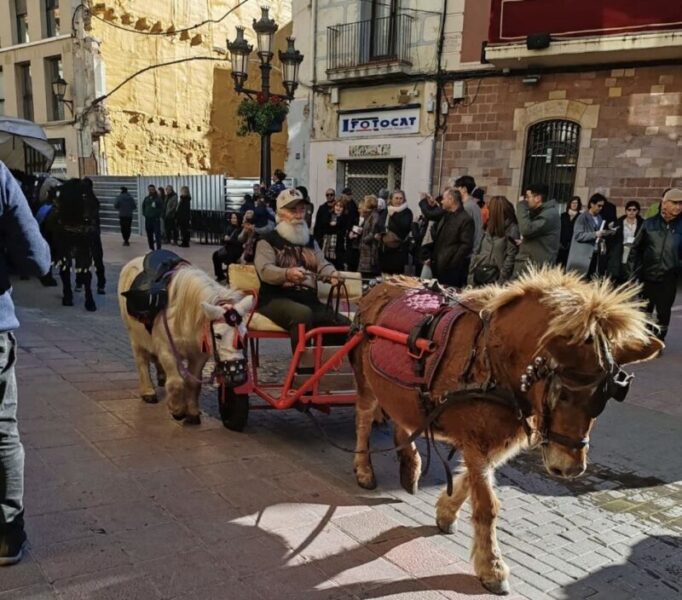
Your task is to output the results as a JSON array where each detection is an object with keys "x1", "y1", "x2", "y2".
[{"x1": 52, "y1": 567, "x2": 163, "y2": 600}]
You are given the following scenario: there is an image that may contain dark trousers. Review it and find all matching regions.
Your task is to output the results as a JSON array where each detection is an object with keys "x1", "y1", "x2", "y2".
[
  {"x1": 258, "y1": 297, "x2": 350, "y2": 350},
  {"x1": 90, "y1": 232, "x2": 105, "y2": 290},
  {"x1": 119, "y1": 216, "x2": 133, "y2": 243},
  {"x1": 164, "y1": 217, "x2": 177, "y2": 244},
  {"x1": 178, "y1": 221, "x2": 190, "y2": 247},
  {"x1": 145, "y1": 218, "x2": 162, "y2": 250},
  {"x1": 436, "y1": 264, "x2": 467, "y2": 288},
  {"x1": 642, "y1": 271, "x2": 678, "y2": 340},
  {"x1": 0, "y1": 333, "x2": 23, "y2": 531},
  {"x1": 212, "y1": 246, "x2": 242, "y2": 280},
  {"x1": 346, "y1": 248, "x2": 360, "y2": 272}
]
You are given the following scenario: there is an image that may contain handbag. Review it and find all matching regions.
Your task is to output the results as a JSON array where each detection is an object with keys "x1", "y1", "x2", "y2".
[
  {"x1": 382, "y1": 230, "x2": 403, "y2": 249},
  {"x1": 472, "y1": 234, "x2": 501, "y2": 286},
  {"x1": 472, "y1": 264, "x2": 500, "y2": 286}
]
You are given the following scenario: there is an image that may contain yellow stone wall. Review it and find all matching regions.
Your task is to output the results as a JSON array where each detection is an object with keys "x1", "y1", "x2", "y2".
[{"x1": 92, "y1": 0, "x2": 292, "y2": 176}]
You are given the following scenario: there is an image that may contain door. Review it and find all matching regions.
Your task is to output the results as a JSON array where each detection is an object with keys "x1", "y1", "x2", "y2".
[{"x1": 521, "y1": 120, "x2": 580, "y2": 204}]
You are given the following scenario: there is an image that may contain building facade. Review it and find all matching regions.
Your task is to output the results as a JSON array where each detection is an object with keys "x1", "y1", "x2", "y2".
[
  {"x1": 89, "y1": 0, "x2": 292, "y2": 177},
  {"x1": 1, "y1": 1, "x2": 293, "y2": 178},
  {"x1": 287, "y1": 0, "x2": 476, "y2": 212},
  {"x1": 0, "y1": 0, "x2": 106, "y2": 176},
  {"x1": 436, "y1": 0, "x2": 682, "y2": 210}
]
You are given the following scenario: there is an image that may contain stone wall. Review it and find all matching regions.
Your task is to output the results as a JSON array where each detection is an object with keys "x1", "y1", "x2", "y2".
[
  {"x1": 436, "y1": 65, "x2": 682, "y2": 209},
  {"x1": 91, "y1": 0, "x2": 291, "y2": 176}
]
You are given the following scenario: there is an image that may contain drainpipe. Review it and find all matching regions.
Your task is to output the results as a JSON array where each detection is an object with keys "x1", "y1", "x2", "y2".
[
  {"x1": 429, "y1": 0, "x2": 448, "y2": 194},
  {"x1": 310, "y1": 0, "x2": 318, "y2": 140}
]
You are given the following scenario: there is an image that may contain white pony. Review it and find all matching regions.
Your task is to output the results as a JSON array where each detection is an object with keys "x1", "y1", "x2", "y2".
[{"x1": 118, "y1": 256, "x2": 253, "y2": 424}]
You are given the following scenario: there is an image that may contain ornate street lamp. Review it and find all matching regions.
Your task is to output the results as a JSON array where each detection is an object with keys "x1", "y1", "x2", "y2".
[
  {"x1": 51, "y1": 76, "x2": 74, "y2": 115},
  {"x1": 227, "y1": 27, "x2": 252, "y2": 93},
  {"x1": 252, "y1": 6, "x2": 278, "y2": 59},
  {"x1": 279, "y1": 37, "x2": 304, "y2": 99},
  {"x1": 227, "y1": 6, "x2": 303, "y2": 188}
]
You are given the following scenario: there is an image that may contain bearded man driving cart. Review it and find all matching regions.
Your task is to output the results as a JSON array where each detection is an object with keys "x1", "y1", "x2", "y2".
[{"x1": 254, "y1": 188, "x2": 350, "y2": 348}]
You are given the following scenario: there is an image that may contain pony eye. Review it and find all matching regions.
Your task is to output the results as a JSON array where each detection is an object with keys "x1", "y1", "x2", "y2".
[
  {"x1": 584, "y1": 335, "x2": 593, "y2": 345},
  {"x1": 214, "y1": 334, "x2": 223, "y2": 340}
]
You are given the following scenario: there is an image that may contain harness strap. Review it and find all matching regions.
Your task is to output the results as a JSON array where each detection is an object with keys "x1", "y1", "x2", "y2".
[
  {"x1": 302, "y1": 385, "x2": 520, "y2": 458},
  {"x1": 162, "y1": 310, "x2": 217, "y2": 385}
]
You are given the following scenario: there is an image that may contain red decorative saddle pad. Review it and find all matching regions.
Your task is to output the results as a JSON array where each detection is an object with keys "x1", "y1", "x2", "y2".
[{"x1": 369, "y1": 291, "x2": 470, "y2": 389}]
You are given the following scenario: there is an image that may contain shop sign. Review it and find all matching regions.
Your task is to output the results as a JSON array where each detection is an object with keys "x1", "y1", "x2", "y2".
[
  {"x1": 339, "y1": 108, "x2": 419, "y2": 138},
  {"x1": 349, "y1": 144, "x2": 391, "y2": 157}
]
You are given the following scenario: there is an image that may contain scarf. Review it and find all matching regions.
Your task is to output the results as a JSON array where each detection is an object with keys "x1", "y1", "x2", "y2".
[{"x1": 387, "y1": 202, "x2": 408, "y2": 216}]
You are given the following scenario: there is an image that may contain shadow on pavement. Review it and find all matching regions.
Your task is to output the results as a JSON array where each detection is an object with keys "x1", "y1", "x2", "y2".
[{"x1": 559, "y1": 535, "x2": 681, "y2": 600}]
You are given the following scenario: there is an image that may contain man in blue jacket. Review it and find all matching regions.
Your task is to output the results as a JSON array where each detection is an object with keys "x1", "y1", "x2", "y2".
[{"x1": 0, "y1": 160, "x2": 51, "y2": 565}]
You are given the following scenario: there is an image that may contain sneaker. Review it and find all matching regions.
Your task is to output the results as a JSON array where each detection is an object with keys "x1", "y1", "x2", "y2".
[
  {"x1": 0, "y1": 521, "x2": 27, "y2": 567},
  {"x1": 123, "y1": 241, "x2": 130, "y2": 246}
]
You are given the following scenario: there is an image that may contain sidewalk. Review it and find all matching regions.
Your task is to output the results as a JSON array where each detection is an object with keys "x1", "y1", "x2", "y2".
[{"x1": 4, "y1": 234, "x2": 506, "y2": 599}]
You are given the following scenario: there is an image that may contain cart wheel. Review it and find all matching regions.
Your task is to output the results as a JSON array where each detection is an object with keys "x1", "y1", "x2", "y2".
[{"x1": 218, "y1": 385, "x2": 249, "y2": 432}]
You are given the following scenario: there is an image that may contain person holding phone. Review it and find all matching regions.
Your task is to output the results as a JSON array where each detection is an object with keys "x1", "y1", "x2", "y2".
[{"x1": 566, "y1": 193, "x2": 615, "y2": 278}]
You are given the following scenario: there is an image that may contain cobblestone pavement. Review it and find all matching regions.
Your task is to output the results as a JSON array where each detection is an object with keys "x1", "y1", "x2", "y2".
[{"x1": 3, "y1": 233, "x2": 680, "y2": 600}]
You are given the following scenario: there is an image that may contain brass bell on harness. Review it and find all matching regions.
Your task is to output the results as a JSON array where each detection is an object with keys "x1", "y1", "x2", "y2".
[
  {"x1": 526, "y1": 365, "x2": 536, "y2": 377},
  {"x1": 534, "y1": 356, "x2": 546, "y2": 367}
]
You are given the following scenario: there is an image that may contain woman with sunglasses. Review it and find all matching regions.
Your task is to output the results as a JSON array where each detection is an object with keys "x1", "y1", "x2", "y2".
[{"x1": 606, "y1": 200, "x2": 644, "y2": 283}]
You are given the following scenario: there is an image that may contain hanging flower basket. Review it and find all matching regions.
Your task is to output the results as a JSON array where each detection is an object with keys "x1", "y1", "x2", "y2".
[{"x1": 237, "y1": 94, "x2": 288, "y2": 137}]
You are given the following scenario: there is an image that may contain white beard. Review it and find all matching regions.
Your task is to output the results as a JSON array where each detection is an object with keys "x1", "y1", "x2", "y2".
[{"x1": 277, "y1": 219, "x2": 310, "y2": 246}]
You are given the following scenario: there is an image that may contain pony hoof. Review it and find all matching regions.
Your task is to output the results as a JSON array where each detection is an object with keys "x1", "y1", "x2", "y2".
[
  {"x1": 84, "y1": 299, "x2": 97, "y2": 312},
  {"x1": 481, "y1": 579, "x2": 510, "y2": 596},
  {"x1": 62, "y1": 297, "x2": 74, "y2": 307},
  {"x1": 436, "y1": 517, "x2": 454, "y2": 534},
  {"x1": 355, "y1": 471, "x2": 377, "y2": 490},
  {"x1": 184, "y1": 414, "x2": 201, "y2": 425},
  {"x1": 399, "y1": 465, "x2": 419, "y2": 494},
  {"x1": 170, "y1": 412, "x2": 185, "y2": 421},
  {"x1": 142, "y1": 394, "x2": 159, "y2": 404}
]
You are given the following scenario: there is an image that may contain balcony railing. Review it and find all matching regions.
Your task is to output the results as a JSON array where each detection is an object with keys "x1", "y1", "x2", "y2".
[{"x1": 327, "y1": 14, "x2": 413, "y2": 72}]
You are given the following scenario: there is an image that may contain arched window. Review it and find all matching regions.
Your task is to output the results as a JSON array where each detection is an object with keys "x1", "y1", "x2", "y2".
[{"x1": 522, "y1": 120, "x2": 581, "y2": 204}]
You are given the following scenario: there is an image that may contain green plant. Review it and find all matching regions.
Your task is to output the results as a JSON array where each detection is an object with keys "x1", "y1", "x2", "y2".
[{"x1": 236, "y1": 95, "x2": 289, "y2": 136}]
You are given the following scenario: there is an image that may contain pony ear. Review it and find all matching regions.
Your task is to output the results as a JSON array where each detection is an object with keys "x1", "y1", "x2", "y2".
[
  {"x1": 614, "y1": 335, "x2": 663, "y2": 365},
  {"x1": 201, "y1": 301, "x2": 226, "y2": 321},
  {"x1": 234, "y1": 295, "x2": 254, "y2": 316}
]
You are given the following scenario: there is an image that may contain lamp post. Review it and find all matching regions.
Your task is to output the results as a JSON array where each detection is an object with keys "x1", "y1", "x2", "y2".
[
  {"x1": 51, "y1": 77, "x2": 74, "y2": 116},
  {"x1": 227, "y1": 7, "x2": 303, "y2": 188}
]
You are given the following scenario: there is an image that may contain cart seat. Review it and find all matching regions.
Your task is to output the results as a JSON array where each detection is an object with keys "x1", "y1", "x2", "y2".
[{"x1": 228, "y1": 264, "x2": 360, "y2": 333}]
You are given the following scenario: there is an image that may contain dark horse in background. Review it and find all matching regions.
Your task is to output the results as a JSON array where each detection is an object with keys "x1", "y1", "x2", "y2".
[{"x1": 40, "y1": 178, "x2": 99, "y2": 311}]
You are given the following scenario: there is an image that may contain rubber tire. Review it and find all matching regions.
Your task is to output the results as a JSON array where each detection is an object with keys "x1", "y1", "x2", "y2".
[{"x1": 219, "y1": 385, "x2": 249, "y2": 432}]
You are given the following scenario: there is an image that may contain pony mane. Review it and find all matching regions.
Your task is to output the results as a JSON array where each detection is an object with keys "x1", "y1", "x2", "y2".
[
  {"x1": 169, "y1": 265, "x2": 243, "y2": 336},
  {"x1": 459, "y1": 266, "x2": 653, "y2": 357}
]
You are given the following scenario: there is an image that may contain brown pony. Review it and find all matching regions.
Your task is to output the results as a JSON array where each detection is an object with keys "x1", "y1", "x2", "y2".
[{"x1": 350, "y1": 268, "x2": 662, "y2": 595}]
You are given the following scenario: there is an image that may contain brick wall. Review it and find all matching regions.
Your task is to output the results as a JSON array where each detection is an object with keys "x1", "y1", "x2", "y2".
[{"x1": 436, "y1": 65, "x2": 682, "y2": 210}]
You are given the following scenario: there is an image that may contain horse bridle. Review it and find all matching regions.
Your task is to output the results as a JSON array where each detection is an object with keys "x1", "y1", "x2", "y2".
[
  {"x1": 163, "y1": 302, "x2": 250, "y2": 386},
  {"x1": 205, "y1": 306, "x2": 249, "y2": 386},
  {"x1": 517, "y1": 336, "x2": 634, "y2": 451}
]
